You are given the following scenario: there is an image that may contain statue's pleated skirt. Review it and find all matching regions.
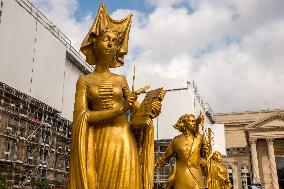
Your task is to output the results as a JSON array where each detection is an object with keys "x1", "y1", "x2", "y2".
[
  {"x1": 173, "y1": 167, "x2": 205, "y2": 189},
  {"x1": 86, "y1": 116, "x2": 143, "y2": 189}
]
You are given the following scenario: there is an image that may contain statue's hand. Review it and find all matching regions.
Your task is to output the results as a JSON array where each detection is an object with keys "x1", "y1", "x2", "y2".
[
  {"x1": 198, "y1": 111, "x2": 204, "y2": 126},
  {"x1": 127, "y1": 92, "x2": 138, "y2": 106},
  {"x1": 150, "y1": 101, "x2": 162, "y2": 118},
  {"x1": 155, "y1": 161, "x2": 163, "y2": 170},
  {"x1": 154, "y1": 160, "x2": 160, "y2": 169},
  {"x1": 202, "y1": 140, "x2": 210, "y2": 155},
  {"x1": 155, "y1": 157, "x2": 167, "y2": 169},
  {"x1": 117, "y1": 102, "x2": 129, "y2": 114}
]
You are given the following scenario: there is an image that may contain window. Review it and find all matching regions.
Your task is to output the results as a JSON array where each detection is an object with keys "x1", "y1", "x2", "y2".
[
  {"x1": 241, "y1": 165, "x2": 251, "y2": 189},
  {"x1": 227, "y1": 165, "x2": 234, "y2": 187},
  {"x1": 276, "y1": 156, "x2": 284, "y2": 188}
]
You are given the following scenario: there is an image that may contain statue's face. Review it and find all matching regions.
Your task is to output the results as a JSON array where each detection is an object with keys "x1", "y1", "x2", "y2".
[
  {"x1": 213, "y1": 152, "x2": 222, "y2": 162},
  {"x1": 186, "y1": 115, "x2": 196, "y2": 131},
  {"x1": 94, "y1": 31, "x2": 119, "y2": 60}
]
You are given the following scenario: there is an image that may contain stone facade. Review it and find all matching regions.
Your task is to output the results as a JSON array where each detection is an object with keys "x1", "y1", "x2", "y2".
[
  {"x1": 216, "y1": 109, "x2": 284, "y2": 189},
  {"x1": 154, "y1": 110, "x2": 284, "y2": 189}
]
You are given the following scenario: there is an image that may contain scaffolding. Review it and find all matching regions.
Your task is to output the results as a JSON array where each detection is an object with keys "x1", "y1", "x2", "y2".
[
  {"x1": 154, "y1": 139, "x2": 176, "y2": 189},
  {"x1": 0, "y1": 82, "x2": 71, "y2": 188}
]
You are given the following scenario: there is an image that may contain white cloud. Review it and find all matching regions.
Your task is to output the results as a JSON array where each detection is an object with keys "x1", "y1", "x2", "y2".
[
  {"x1": 30, "y1": 0, "x2": 284, "y2": 114},
  {"x1": 147, "y1": 0, "x2": 186, "y2": 7},
  {"x1": 130, "y1": 5, "x2": 231, "y2": 61},
  {"x1": 127, "y1": 0, "x2": 284, "y2": 113},
  {"x1": 30, "y1": 0, "x2": 93, "y2": 50}
]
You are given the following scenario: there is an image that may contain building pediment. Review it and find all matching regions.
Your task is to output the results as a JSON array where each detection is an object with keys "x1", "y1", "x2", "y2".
[{"x1": 245, "y1": 112, "x2": 284, "y2": 131}]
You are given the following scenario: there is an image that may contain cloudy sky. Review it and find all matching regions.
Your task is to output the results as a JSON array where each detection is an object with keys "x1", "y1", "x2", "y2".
[{"x1": 30, "y1": 0, "x2": 284, "y2": 114}]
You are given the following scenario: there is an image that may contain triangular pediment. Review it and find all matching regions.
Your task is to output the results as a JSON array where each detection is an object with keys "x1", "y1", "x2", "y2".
[
  {"x1": 262, "y1": 119, "x2": 284, "y2": 128},
  {"x1": 245, "y1": 112, "x2": 284, "y2": 130}
]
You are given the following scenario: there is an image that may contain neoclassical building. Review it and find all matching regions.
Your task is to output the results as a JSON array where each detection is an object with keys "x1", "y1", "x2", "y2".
[{"x1": 215, "y1": 109, "x2": 284, "y2": 189}]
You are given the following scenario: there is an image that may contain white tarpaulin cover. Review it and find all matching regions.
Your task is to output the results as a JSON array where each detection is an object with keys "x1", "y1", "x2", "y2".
[
  {"x1": 61, "y1": 59, "x2": 82, "y2": 120},
  {"x1": 211, "y1": 124, "x2": 227, "y2": 155},
  {"x1": 0, "y1": 0, "x2": 69, "y2": 111},
  {"x1": 155, "y1": 88, "x2": 195, "y2": 140},
  {"x1": 30, "y1": 23, "x2": 66, "y2": 111},
  {"x1": 0, "y1": 0, "x2": 35, "y2": 94}
]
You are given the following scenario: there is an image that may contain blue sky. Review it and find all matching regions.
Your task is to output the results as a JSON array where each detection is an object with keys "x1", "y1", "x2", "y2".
[
  {"x1": 74, "y1": 0, "x2": 196, "y2": 23},
  {"x1": 75, "y1": 0, "x2": 153, "y2": 20}
]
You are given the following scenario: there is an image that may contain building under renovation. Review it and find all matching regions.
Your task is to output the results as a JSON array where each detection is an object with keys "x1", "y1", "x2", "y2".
[
  {"x1": 0, "y1": 0, "x2": 91, "y2": 188},
  {"x1": 154, "y1": 139, "x2": 174, "y2": 189},
  {"x1": 0, "y1": 82, "x2": 71, "y2": 187}
]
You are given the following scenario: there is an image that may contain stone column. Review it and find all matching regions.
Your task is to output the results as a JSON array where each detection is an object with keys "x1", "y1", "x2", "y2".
[
  {"x1": 232, "y1": 163, "x2": 239, "y2": 189},
  {"x1": 249, "y1": 137, "x2": 260, "y2": 182},
  {"x1": 266, "y1": 138, "x2": 279, "y2": 189}
]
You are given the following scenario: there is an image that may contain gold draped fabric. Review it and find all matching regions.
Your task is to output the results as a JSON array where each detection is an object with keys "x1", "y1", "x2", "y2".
[
  {"x1": 69, "y1": 111, "x2": 89, "y2": 189},
  {"x1": 207, "y1": 161, "x2": 231, "y2": 189},
  {"x1": 68, "y1": 77, "x2": 154, "y2": 189},
  {"x1": 80, "y1": 3, "x2": 132, "y2": 67}
]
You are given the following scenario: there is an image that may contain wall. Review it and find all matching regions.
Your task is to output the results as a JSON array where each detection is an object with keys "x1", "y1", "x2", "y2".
[
  {"x1": 61, "y1": 58, "x2": 83, "y2": 121},
  {"x1": 225, "y1": 126, "x2": 247, "y2": 148},
  {"x1": 0, "y1": 0, "x2": 35, "y2": 95},
  {"x1": 212, "y1": 124, "x2": 226, "y2": 155},
  {"x1": 257, "y1": 139, "x2": 272, "y2": 189}
]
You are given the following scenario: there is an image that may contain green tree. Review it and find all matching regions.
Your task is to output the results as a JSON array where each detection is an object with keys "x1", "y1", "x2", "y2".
[
  {"x1": 0, "y1": 176, "x2": 9, "y2": 189},
  {"x1": 35, "y1": 180, "x2": 48, "y2": 189}
]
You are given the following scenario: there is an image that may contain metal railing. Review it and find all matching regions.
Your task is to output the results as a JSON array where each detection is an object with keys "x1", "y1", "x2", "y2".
[{"x1": 15, "y1": 0, "x2": 94, "y2": 73}]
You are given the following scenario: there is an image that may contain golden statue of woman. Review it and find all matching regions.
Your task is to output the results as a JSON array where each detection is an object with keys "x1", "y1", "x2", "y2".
[
  {"x1": 207, "y1": 151, "x2": 232, "y2": 189},
  {"x1": 156, "y1": 113, "x2": 208, "y2": 189},
  {"x1": 68, "y1": 3, "x2": 160, "y2": 189}
]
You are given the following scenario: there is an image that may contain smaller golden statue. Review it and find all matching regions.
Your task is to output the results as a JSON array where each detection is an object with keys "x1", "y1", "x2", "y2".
[
  {"x1": 156, "y1": 113, "x2": 208, "y2": 189},
  {"x1": 207, "y1": 151, "x2": 232, "y2": 189}
]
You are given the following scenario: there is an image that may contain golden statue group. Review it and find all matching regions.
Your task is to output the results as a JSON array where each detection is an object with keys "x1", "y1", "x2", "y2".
[
  {"x1": 156, "y1": 113, "x2": 232, "y2": 189},
  {"x1": 68, "y1": 3, "x2": 232, "y2": 189}
]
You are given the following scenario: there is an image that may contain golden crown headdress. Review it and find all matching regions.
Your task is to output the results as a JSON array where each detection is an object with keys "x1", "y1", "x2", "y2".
[{"x1": 80, "y1": 3, "x2": 132, "y2": 67}]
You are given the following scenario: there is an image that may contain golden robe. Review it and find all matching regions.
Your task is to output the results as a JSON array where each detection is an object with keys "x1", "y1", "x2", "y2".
[
  {"x1": 207, "y1": 160, "x2": 231, "y2": 189},
  {"x1": 161, "y1": 134, "x2": 206, "y2": 189},
  {"x1": 68, "y1": 74, "x2": 154, "y2": 189}
]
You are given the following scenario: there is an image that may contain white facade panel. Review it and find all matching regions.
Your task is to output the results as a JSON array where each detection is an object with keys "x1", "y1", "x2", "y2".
[
  {"x1": 31, "y1": 23, "x2": 66, "y2": 111},
  {"x1": 61, "y1": 58, "x2": 82, "y2": 120},
  {"x1": 0, "y1": 0, "x2": 35, "y2": 94},
  {"x1": 0, "y1": 0, "x2": 90, "y2": 118},
  {"x1": 154, "y1": 88, "x2": 195, "y2": 140},
  {"x1": 211, "y1": 124, "x2": 227, "y2": 155}
]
